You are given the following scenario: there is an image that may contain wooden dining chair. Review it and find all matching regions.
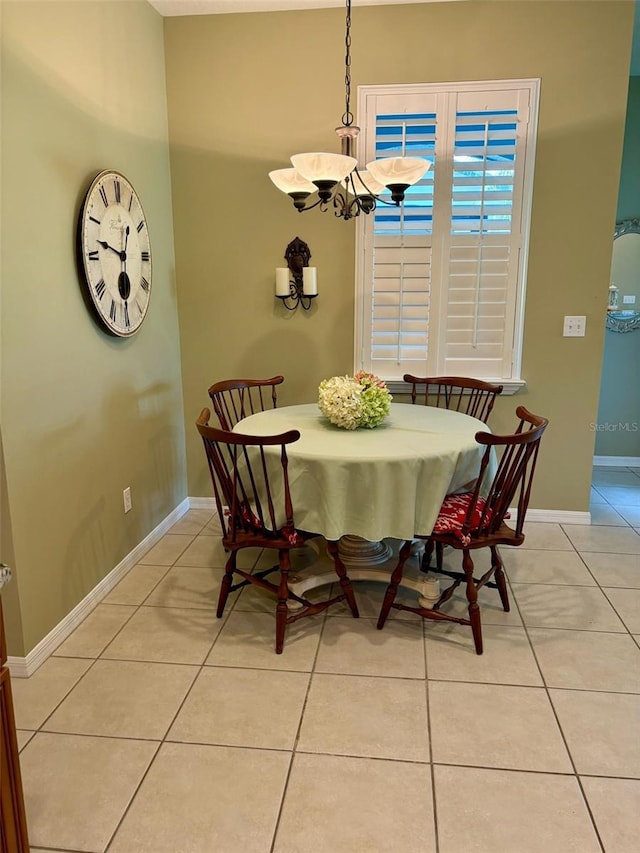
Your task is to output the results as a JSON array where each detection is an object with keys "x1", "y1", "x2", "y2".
[
  {"x1": 208, "y1": 376, "x2": 284, "y2": 431},
  {"x1": 377, "y1": 406, "x2": 549, "y2": 654},
  {"x1": 403, "y1": 374, "x2": 503, "y2": 424},
  {"x1": 196, "y1": 409, "x2": 359, "y2": 654}
]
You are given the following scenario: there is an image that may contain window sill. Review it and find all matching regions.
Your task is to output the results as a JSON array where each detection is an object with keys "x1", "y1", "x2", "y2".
[{"x1": 386, "y1": 379, "x2": 526, "y2": 396}]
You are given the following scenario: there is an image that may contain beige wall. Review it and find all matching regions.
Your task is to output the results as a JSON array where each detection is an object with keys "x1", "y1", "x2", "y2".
[
  {"x1": 0, "y1": 0, "x2": 186, "y2": 655},
  {"x1": 165, "y1": 0, "x2": 633, "y2": 512}
]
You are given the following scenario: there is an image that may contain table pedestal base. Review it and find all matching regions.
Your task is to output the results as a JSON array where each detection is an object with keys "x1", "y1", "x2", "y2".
[{"x1": 286, "y1": 538, "x2": 440, "y2": 610}]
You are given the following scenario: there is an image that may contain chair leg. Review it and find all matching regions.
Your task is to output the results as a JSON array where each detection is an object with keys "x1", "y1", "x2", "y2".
[
  {"x1": 377, "y1": 540, "x2": 412, "y2": 629},
  {"x1": 327, "y1": 540, "x2": 359, "y2": 618},
  {"x1": 491, "y1": 546, "x2": 510, "y2": 612},
  {"x1": 420, "y1": 539, "x2": 435, "y2": 573},
  {"x1": 217, "y1": 551, "x2": 236, "y2": 618},
  {"x1": 463, "y1": 549, "x2": 483, "y2": 655},
  {"x1": 275, "y1": 550, "x2": 291, "y2": 654},
  {"x1": 435, "y1": 542, "x2": 444, "y2": 570}
]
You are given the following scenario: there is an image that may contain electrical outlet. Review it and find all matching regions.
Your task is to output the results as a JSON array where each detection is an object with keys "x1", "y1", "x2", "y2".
[
  {"x1": 123, "y1": 487, "x2": 132, "y2": 513},
  {"x1": 623, "y1": 294, "x2": 636, "y2": 305},
  {"x1": 563, "y1": 315, "x2": 586, "y2": 337}
]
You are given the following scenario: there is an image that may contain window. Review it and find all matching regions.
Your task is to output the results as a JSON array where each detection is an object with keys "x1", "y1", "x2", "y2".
[{"x1": 354, "y1": 80, "x2": 539, "y2": 390}]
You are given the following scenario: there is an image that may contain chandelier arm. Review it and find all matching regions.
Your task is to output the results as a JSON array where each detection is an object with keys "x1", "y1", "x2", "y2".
[{"x1": 293, "y1": 195, "x2": 328, "y2": 214}]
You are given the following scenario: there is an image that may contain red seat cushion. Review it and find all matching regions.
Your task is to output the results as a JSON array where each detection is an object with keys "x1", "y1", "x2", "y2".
[{"x1": 432, "y1": 492, "x2": 492, "y2": 546}]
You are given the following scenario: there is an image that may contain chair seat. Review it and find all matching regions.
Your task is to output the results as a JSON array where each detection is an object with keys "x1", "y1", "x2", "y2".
[{"x1": 432, "y1": 492, "x2": 493, "y2": 545}]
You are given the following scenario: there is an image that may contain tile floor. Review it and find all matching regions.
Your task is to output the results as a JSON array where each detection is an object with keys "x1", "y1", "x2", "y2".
[{"x1": 12, "y1": 466, "x2": 640, "y2": 852}]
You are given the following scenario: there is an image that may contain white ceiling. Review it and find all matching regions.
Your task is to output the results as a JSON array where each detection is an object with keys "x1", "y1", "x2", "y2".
[{"x1": 147, "y1": 0, "x2": 458, "y2": 15}]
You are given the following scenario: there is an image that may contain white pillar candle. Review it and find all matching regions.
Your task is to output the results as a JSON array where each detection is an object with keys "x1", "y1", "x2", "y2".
[
  {"x1": 275, "y1": 267, "x2": 291, "y2": 296},
  {"x1": 303, "y1": 267, "x2": 318, "y2": 296}
]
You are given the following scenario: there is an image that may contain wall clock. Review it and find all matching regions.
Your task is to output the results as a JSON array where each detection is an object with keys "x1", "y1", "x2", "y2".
[{"x1": 79, "y1": 170, "x2": 152, "y2": 336}]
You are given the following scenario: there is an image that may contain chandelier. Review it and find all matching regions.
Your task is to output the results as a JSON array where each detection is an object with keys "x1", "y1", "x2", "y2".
[{"x1": 269, "y1": 0, "x2": 430, "y2": 221}]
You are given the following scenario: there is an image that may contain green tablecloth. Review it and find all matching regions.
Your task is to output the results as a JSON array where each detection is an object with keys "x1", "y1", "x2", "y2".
[{"x1": 236, "y1": 402, "x2": 491, "y2": 542}]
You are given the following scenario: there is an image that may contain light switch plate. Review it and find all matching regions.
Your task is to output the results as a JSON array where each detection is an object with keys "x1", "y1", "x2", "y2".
[
  {"x1": 623, "y1": 295, "x2": 636, "y2": 305},
  {"x1": 563, "y1": 315, "x2": 586, "y2": 337}
]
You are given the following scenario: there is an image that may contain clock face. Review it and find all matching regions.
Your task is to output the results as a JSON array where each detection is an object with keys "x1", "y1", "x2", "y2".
[{"x1": 79, "y1": 170, "x2": 152, "y2": 337}]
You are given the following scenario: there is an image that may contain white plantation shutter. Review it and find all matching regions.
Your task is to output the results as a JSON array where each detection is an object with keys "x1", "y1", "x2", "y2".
[{"x1": 355, "y1": 81, "x2": 538, "y2": 384}]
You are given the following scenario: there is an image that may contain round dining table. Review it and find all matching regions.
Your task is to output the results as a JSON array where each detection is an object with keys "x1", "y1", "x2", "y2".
[
  {"x1": 236, "y1": 401, "x2": 490, "y2": 543},
  {"x1": 235, "y1": 402, "x2": 493, "y2": 601}
]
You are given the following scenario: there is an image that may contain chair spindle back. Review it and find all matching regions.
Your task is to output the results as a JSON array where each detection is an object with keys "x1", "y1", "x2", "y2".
[{"x1": 208, "y1": 376, "x2": 285, "y2": 431}]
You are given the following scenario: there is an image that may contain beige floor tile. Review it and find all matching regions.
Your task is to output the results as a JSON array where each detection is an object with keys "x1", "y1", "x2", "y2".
[
  {"x1": 519, "y1": 522, "x2": 574, "y2": 550},
  {"x1": 592, "y1": 469, "x2": 640, "y2": 488},
  {"x1": 425, "y1": 624, "x2": 542, "y2": 686},
  {"x1": 297, "y1": 672, "x2": 429, "y2": 761},
  {"x1": 602, "y1": 586, "x2": 640, "y2": 632},
  {"x1": 501, "y1": 548, "x2": 596, "y2": 585},
  {"x1": 43, "y1": 659, "x2": 198, "y2": 739},
  {"x1": 581, "y1": 776, "x2": 640, "y2": 853},
  {"x1": 174, "y1": 534, "x2": 229, "y2": 568},
  {"x1": 101, "y1": 605, "x2": 224, "y2": 664},
  {"x1": 203, "y1": 515, "x2": 223, "y2": 534},
  {"x1": 21, "y1": 732, "x2": 157, "y2": 852},
  {"x1": 616, "y1": 505, "x2": 640, "y2": 526},
  {"x1": 11, "y1": 657, "x2": 92, "y2": 730},
  {"x1": 595, "y1": 486, "x2": 640, "y2": 506},
  {"x1": 143, "y1": 563, "x2": 226, "y2": 610},
  {"x1": 273, "y1": 753, "x2": 435, "y2": 853},
  {"x1": 550, "y1": 689, "x2": 640, "y2": 777},
  {"x1": 168, "y1": 508, "x2": 214, "y2": 535},
  {"x1": 429, "y1": 682, "x2": 571, "y2": 772},
  {"x1": 581, "y1": 552, "x2": 640, "y2": 588},
  {"x1": 109, "y1": 742, "x2": 290, "y2": 853},
  {"x1": 562, "y1": 524, "x2": 640, "y2": 554},
  {"x1": 316, "y1": 616, "x2": 426, "y2": 679},
  {"x1": 434, "y1": 765, "x2": 601, "y2": 853},
  {"x1": 327, "y1": 579, "x2": 416, "y2": 620},
  {"x1": 16, "y1": 729, "x2": 35, "y2": 751},
  {"x1": 511, "y1": 583, "x2": 626, "y2": 632},
  {"x1": 53, "y1": 604, "x2": 136, "y2": 658},
  {"x1": 103, "y1": 563, "x2": 171, "y2": 605},
  {"x1": 138, "y1": 533, "x2": 195, "y2": 565},
  {"x1": 168, "y1": 666, "x2": 310, "y2": 750},
  {"x1": 589, "y1": 503, "x2": 629, "y2": 526},
  {"x1": 205, "y1": 610, "x2": 321, "y2": 671},
  {"x1": 529, "y1": 628, "x2": 640, "y2": 692}
]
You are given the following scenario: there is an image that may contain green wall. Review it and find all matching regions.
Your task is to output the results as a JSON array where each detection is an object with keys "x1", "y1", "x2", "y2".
[
  {"x1": 595, "y1": 76, "x2": 640, "y2": 457},
  {"x1": 165, "y1": 1, "x2": 633, "y2": 510},
  {"x1": 0, "y1": 0, "x2": 186, "y2": 655}
]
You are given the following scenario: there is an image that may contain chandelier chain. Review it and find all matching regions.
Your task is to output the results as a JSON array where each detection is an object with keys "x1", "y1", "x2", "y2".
[{"x1": 342, "y1": 0, "x2": 353, "y2": 127}]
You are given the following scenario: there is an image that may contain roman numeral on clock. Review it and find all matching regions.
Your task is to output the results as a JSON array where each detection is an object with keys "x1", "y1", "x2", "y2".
[
  {"x1": 99, "y1": 185, "x2": 109, "y2": 207},
  {"x1": 109, "y1": 300, "x2": 117, "y2": 323},
  {"x1": 124, "y1": 302, "x2": 130, "y2": 328},
  {"x1": 141, "y1": 251, "x2": 150, "y2": 262},
  {"x1": 95, "y1": 279, "x2": 106, "y2": 300},
  {"x1": 88, "y1": 250, "x2": 99, "y2": 261},
  {"x1": 137, "y1": 220, "x2": 145, "y2": 233},
  {"x1": 89, "y1": 215, "x2": 100, "y2": 225},
  {"x1": 114, "y1": 179, "x2": 121, "y2": 204},
  {"x1": 140, "y1": 276, "x2": 150, "y2": 292}
]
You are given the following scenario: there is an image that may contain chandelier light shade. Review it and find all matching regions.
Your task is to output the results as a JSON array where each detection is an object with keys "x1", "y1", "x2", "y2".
[{"x1": 268, "y1": 0, "x2": 430, "y2": 221}]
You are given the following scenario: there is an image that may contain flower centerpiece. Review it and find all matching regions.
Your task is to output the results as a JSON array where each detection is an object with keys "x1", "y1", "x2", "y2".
[{"x1": 318, "y1": 371, "x2": 392, "y2": 430}]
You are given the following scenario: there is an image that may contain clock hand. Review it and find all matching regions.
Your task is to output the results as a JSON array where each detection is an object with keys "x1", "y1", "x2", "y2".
[
  {"x1": 118, "y1": 271, "x2": 131, "y2": 301},
  {"x1": 98, "y1": 240, "x2": 126, "y2": 260}
]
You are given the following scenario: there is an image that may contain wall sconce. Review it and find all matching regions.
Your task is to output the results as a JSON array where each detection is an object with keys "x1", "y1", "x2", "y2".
[{"x1": 275, "y1": 236, "x2": 318, "y2": 311}]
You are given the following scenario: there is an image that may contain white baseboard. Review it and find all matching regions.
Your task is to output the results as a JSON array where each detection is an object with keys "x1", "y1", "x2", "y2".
[
  {"x1": 7, "y1": 498, "x2": 190, "y2": 679},
  {"x1": 593, "y1": 455, "x2": 640, "y2": 467},
  {"x1": 188, "y1": 496, "x2": 217, "y2": 510},
  {"x1": 524, "y1": 509, "x2": 591, "y2": 525}
]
